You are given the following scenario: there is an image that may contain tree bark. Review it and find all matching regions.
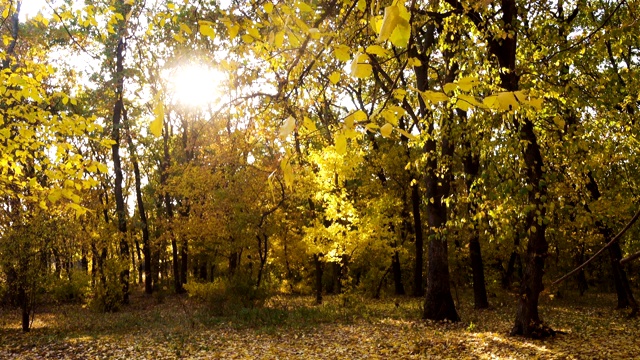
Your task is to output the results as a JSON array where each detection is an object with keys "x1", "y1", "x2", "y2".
[
  {"x1": 461, "y1": 114, "x2": 488, "y2": 309},
  {"x1": 585, "y1": 172, "x2": 637, "y2": 310},
  {"x1": 314, "y1": 253, "x2": 323, "y2": 305},
  {"x1": 392, "y1": 250, "x2": 405, "y2": 295},
  {"x1": 411, "y1": 183, "x2": 425, "y2": 297},
  {"x1": 111, "y1": 36, "x2": 130, "y2": 304},
  {"x1": 124, "y1": 118, "x2": 152, "y2": 294}
]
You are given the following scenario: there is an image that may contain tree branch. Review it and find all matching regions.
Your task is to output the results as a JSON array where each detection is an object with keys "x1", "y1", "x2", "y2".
[{"x1": 551, "y1": 206, "x2": 640, "y2": 287}]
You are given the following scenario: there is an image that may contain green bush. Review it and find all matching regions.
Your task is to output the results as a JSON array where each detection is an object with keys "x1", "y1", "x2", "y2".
[
  {"x1": 89, "y1": 260, "x2": 124, "y2": 312},
  {"x1": 185, "y1": 275, "x2": 270, "y2": 315},
  {"x1": 48, "y1": 270, "x2": 91, "y2": 304}
]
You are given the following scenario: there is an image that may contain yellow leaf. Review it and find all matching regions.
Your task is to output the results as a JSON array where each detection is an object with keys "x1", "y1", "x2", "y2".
[
  {"x1": 496, "y1": 92, "x2": 520, "y2": 111},
  {"x1": 280, "y1": 116, "x2": 296, "y2": 138},
  {"x1": 180, "y1": 23, "x2": 192, "y2": 34},
  {"x1": 328, "y1": 71, "x2": 341, "y2": 84},
  {"x1": 457, "y1": 76, "x2": 479, "y2": 91},
  {"x1": 443, "y1": 82, "x2": 458, "y2": 94},
  {"x1": 296, "y1": 1, "x2": 313, "y2": 12},
  {"x1": 396, "y1": 128, "x2": 416, "y2": 140},
  {"x1": 150, "y1": 93, "x2": 164, "y2": 137},
  {"x1": 241, "y1": 34, "x2": 254, "y2": 43},
  {"x1": 528, "y1": 97, "x2": 544, "y2": 110},
  {"x1": 335, "y1": 132, "x2": 347, "y2": 154},
  {"x1": 378, "y1": 5, "x2": 400, "y2": 42},
  {"x1": 97, "y1": 163, "x2": 109, "y2": 173},
  {"x1": 274, "y1": 31, "x2": 285, "y2": 47},
  {"x1": 303, "y1": 116, "x2": 316, "y2": 132},
  {"x1": 227, "y1": 24, "x2": 240, "y2": 39},
  {"x1": 380, "y1": 123, "x2": 393, "y2": 138},
  {"x1": 366, "y1": 45, "x2": 388, "y2": 57},
  {"x1": 421, "y1": 90, "x2": 449, "y2": 103},
  {"x1": 387, "y1": 3, "x2": 410, "y2": 48},
  {"x1": 353, "y1": 110, "x2": 367, "y2": 121},
  {"x1": 553, "y1": 116, "x2": 565, "y2": 130},
  {"x1": 264, "y1": 2, "x2": 274, "y2": 13},
  {"x1": 483, "y1": 95, "x2": 499, "y2": 109},
  {"x1": 455, "y1": 99, "x2": 470, "y2": 111},
  {"x1": 281, "y1": 158, "x2": 293, "y2": 189},
  {"x1": 334, "y1": 45, "x2": 351, "y2": 62},
  {"x1": 458, "y1": 93, "x2": 484, "y2": 108},
  {"x1": 407, "y1": 57, "x2": 422, "y2": 67},
  {"x1": 350, "y1": 52, "x2": 372, "y2": 79},
  {"x1": 199, "y1": 23, "x2": 215, "y2": 38}
]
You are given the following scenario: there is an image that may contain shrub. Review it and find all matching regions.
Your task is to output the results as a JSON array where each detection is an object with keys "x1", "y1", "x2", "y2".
[
  {"x1": 47, "y1": 270, "x2": 91, "y2": 304},
  {"x1": 185, "y1": 275, "x2": 270, "y2": 315}
]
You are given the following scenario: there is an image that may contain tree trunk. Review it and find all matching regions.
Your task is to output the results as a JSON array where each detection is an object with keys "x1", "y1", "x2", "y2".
[
  {"x1": 411, "y1": 183, "x2": 425, "y2": 297},
  {"x1": 125, "y1": 123, "x2": 151, "y2": 294},
  {"x1": 111, "y1": 24, "x2": 130, "y2": 304},
  {"x1": 180, "y1": 240, "x2": 188, "y2": 287},
  {"x1": 461, "y1": 119, "x2": 488, "y2": 309},
  {"x1": 585, "y1": 172, "x2": 637, "y2": 310},
  {"x1": 392, "y1": 250, "x2": 405, "y2": 295},
  {"x1": 414, "y1": 40, "x2": 459, "y2": 322},
  {"x1": 314, "y1": 253, "x2": 323, "y2": 305}
]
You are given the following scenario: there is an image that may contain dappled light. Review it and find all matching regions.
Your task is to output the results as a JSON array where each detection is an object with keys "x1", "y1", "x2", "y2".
[{"x1": 1, "y1": 0, "x2": 640, "y2": 357}]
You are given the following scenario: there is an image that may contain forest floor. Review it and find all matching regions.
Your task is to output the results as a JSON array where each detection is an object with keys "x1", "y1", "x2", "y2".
[{"x1": 1, "y1": 289, "x2": 639, "y2": 359}]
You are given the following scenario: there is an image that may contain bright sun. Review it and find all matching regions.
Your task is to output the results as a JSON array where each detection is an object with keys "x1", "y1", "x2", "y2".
[{"x1": 164, "y1": 63, "x2": 227, "y2": 108}]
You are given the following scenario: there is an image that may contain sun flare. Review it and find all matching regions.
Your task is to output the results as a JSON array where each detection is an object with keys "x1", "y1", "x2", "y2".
[{"x1": 164, "y1": 63, "x2": 227, "y2": 108}]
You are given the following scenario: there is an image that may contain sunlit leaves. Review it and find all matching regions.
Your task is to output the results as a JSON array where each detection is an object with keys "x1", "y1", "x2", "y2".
[
  {"x1": 350, "y1": 53, "x2": 372, "y2": 78},
  {"x1": 199, "y1": 21, "x2": 215, "y2": 39},
  {"x1": 380, "y1": 123, "x2": 393, "y2": 138},
  {"x1": 334, "y1": 45, "x2": 351, "y2": 62},
  {"x1": 280, "y1": 116, "x2": 296, "y2": 138},
  {"x1": 329, "y1": 71, "x2": 341, "y2": 84},
  {"x1": 377, "y1": 2, "x2": 411, "y2": 48}
]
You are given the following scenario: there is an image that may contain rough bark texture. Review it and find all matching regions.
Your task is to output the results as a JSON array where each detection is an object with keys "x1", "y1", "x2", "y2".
[{"x1": 412, "y1": 25, "x2": 459, "y2": 321}]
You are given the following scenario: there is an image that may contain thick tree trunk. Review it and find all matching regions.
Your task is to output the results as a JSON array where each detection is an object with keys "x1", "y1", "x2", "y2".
[
  {"x1": 469, "y1": 236, "x2": 489, "y2": 309},
  {"x1": 392, "y1": 250, "x2": 405, "y2": 295}
]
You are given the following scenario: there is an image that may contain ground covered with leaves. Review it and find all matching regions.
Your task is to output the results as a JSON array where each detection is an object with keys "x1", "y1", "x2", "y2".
[{"x1": 1, "y1": 291, "x2": 639, "y2": 359}]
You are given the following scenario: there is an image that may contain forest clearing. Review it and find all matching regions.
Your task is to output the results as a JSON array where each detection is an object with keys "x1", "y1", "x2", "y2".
[
  {"x1": 2, "y1": 0, "x2": 640, "y2": 356},
  {"x1": 2, "y1": 291, "x2": 639, "y2": 359}
]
